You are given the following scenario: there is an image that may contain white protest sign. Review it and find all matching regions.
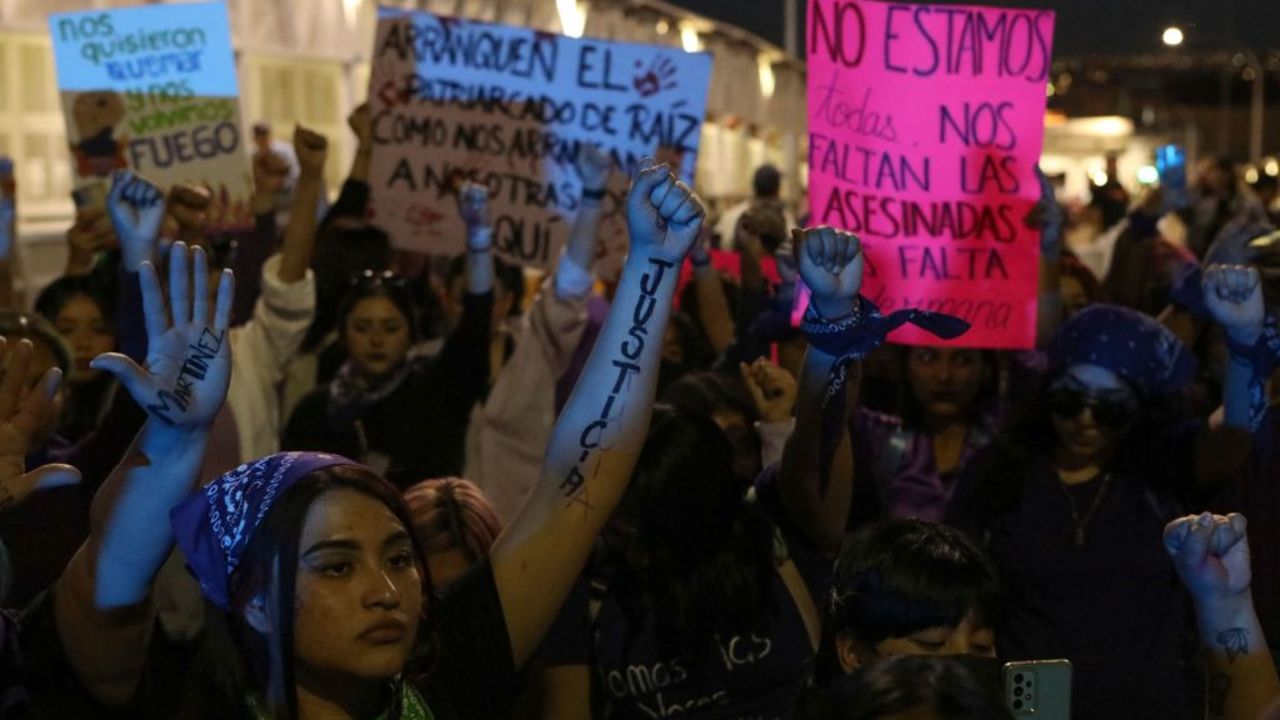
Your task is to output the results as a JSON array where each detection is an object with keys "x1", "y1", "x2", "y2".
[{"x1": 369, "y1": 11, "x2": 712, "y2": 268}]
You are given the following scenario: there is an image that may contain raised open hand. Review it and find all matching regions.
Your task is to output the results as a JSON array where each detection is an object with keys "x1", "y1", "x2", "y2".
[
  {"x1": 740, "y1": 358, "x2": 798, "y2": 423},
  {"x1": 107, "y1": 171, "x2": 166, "y2": 271},
  {"x1": 793, "y1": 226, "x2": 863, "y2": 318},
  {"x1": 294, "y1": 125, "x2": 329, "y2": 178},
  {"x1": 0, "y1": 338, "x2": 79, "y2": 514},
  {"x1": 457, "y1": 182, "x2": 491, "y2": 234},
  {"x1": 91, "y1": 242, "x2": 234, "y2": 429},
  {"x1": 574, "y1": 143, "x2": 614, "y2": 193},
  {"x1": 1164, "y1": 512, "x2": 1251, "y2": 607},
  {"x1": 625, "y1": 158, "x2": 705, "y2": 264},
  {"x1": 1203, "y1": 264, "x2": 1265, "y2": 345}
]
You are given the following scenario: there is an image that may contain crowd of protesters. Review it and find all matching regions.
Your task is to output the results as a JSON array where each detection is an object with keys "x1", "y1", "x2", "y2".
[{"x1": 0, "y1": 89, "x2": 1278, "y2": 720}]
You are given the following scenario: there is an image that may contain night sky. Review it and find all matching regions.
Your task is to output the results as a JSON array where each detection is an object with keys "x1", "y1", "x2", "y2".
[{"x1": 669, "y1": 0, "x2": 1280, "y2": 57}]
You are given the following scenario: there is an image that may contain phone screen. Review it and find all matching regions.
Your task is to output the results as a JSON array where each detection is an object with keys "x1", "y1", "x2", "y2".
[{"x1": 1156, "y1": 144, "x2": 1187, "y2": 210}]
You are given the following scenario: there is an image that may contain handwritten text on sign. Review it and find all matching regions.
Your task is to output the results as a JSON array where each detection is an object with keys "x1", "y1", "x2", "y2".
[
  {"x1": 807, "y1": 0, "x2": 1054, "y2": 348},
  {"x1": 48, "y1": 1, "x2": 251, "y2": 229},
  {"x1": 369, "y1": 12, "x2": 712, "y2": 268}
]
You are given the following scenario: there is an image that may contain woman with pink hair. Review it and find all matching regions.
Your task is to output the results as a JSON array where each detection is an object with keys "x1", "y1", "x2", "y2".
[{"x1": 404, "y1": 478, "x2": 504, "y2": 589}]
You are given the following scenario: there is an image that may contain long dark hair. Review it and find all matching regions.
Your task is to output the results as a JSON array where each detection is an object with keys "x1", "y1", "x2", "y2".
[
  {"x1": 335, "y1": 279, "x2": 423, "y2": 349},
  {"x1": 304, "y1": 220, "x2": 395, "y2": 353},
  {"x1": 34, "y1": 276, "x2": 118, "y2": 442},
  {"x1": 35, "y1": 275, "x2": 117, "y2": 332},
  {"x1": 812, "y1": 520, "x2": 1003, "y2": 690},
  {"x1": 199, "y1": 465, "x2": 436, "y2": 720},
  {"x1": 606, "y1": 406, "x2": 776, "y2": 657},
  {"x1": 895, "y1": 348, "x2": 1000, "y2": 433}
]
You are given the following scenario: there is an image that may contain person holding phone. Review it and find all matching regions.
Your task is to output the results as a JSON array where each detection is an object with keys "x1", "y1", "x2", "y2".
[{"x1": 947, "y1": 267, "x2": 1262, "y2": 719}]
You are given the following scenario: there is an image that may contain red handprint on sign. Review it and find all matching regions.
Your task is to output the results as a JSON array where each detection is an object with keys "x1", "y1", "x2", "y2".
[{"x1": 633, "y1": 56, "x2": 678, "y2": 98}]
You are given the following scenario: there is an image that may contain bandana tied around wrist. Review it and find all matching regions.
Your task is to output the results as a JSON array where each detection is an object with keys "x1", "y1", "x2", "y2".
[
  {"x1": 171, "y1": 452, "x2": 358, "y2": 610},
  {"x1": 800, "y1": 296, "x2": 971, "y2": 489}
]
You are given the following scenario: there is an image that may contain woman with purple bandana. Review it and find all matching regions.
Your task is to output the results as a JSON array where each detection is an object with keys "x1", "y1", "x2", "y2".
[
  {"x1": 30, "y1": 159, "x2": 707, "y2": 720},
  {"x1": 947, "y1": 265, "x2": 1264, "y2": 719}
]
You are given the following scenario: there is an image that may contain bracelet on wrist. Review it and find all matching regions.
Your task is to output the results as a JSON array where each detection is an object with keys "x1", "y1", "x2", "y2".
[{"x1": 581, "y1": 187, "x2": 606, "y2": 201}]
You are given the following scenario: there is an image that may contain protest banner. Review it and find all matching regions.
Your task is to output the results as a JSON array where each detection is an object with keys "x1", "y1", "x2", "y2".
[
  {"x1": 806, "y1": 0, "x2": 1054, "y2": 348},
  {"x1": 369, "y1": 11, "x2": 713, "y2": 268},
  {"x1": 49, "y1": 1, "x2": 251, "y2": 228}
]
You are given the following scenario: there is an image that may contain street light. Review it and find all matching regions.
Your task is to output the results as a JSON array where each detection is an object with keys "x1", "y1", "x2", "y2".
[
  {"x1": 1161, "y1": 24, "x2": 1265, "y2": 161},
  {"x1": 1162, "y1": 26, "x2": 1185, "y2": 47}
]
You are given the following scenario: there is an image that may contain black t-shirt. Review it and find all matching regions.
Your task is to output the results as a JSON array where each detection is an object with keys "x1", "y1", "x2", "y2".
[
  {"x1": 20, "y1": 559, "x2": 517, "y2": 720},
  {"x1": 948, "y1": 453, "x2": 1199, "y2": 720},
  {"x1": 537, "y1": 487, "x2": 828, "y2": 720}
]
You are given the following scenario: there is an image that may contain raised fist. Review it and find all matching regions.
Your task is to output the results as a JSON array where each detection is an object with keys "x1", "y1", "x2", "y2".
[
  {"x1": 625, "y1": 158, "x2": 705, "y2": 264},
  {"x1": 792, "y1": 226, "x2": 864, "y2": 319}
]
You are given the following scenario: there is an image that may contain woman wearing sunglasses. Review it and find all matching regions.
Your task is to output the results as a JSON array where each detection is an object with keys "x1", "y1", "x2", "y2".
[{"x1": 947, "y1": 266, "x2": 1264, "y2": 720}]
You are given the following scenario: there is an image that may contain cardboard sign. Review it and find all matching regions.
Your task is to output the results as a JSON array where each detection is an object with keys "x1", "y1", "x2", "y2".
[
  {"x1": 807, "y1": 0, "x2": 1054, "y2": 348},
  {"x1": 48, "y1": 1, "x2": 250, "y2": 228},
  {"x1": 369, "y1": 11, "x2": 712, "y2": 268}
]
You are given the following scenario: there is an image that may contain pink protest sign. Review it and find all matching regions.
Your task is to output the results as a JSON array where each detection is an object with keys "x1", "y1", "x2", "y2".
[{"x1": 806, "y1": 0, "x2": 1054, "y2": 348}]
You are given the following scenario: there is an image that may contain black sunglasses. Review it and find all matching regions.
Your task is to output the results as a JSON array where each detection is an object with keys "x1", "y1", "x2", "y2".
[
  {"x1": 348, "y1": 269, "x2": 408, "y2": 288},
  {"x1": 1047, "y1": 387, "x2": 1136, "y2": 427}
]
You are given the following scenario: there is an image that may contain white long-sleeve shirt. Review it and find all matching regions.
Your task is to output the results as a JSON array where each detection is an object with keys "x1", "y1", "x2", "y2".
[
  {"x1": 464, "y1": 276, "x2": 589, "y2": 523},
  {"x1": 227, "y1": 254, "x2": 316, "y2": 463}
]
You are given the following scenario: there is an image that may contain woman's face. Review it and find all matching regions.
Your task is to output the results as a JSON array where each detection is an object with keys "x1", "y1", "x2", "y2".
[
  {"x1": 292, "y1": 488, "x2": 424, "y2": 685},
  {"x1": 906, "y1": 348, "x2": 986, "y2": 421},
  {"x1": 837, "y1": 613, "x2": 995, "y2": 674},
  {"x1": 54, "y1": 294, "x2": 114, "y2": 383},
  {"x1": 1048, "y1": 364, "x2": 1137, "y2": 464},
  {"x1": 344, "y1": 297, "x2": 411, "y2": 381}
]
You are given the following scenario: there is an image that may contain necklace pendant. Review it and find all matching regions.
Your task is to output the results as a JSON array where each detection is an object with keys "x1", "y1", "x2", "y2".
[{"x1": 1074, "y1": 527, "x2": 1085, "y2": 547}]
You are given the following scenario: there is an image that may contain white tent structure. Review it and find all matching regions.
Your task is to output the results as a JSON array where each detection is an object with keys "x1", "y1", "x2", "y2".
[{"x1": 0, "y1": 0, "x2": 806, "y2": 287}]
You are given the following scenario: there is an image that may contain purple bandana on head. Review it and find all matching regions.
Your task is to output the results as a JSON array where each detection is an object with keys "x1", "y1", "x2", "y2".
[
  {"x1": 170, "y1": 451, "x2": 357, "y2": 610},
  {"x1": 1048, "y1": 304, "x2": 1196, "y2": 397}
]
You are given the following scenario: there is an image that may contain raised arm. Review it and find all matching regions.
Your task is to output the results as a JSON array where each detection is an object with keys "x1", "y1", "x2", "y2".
[
  {"x1": 278, "y1": 126, "x2": 328, "y2": 284},
  {"x1": 53, "y1": 241, "x2": 233, "y2": 705},
  {"x1": 560, "y1": 143, "x2": 611, "y2": 287},
  {"x1": 777, "y1": 228, "x2": 863, "y2": 554},
  {"x1": 690, "y1": 233, "x2": 736, "y2": 354},
  {"x1": 1165, "y1": 513, "x2": 1280, "y2": 720},
  {"x1": 345, "y1": 102, "x2": 373, "y2": 187},
  {"x1": 1030, "y1": 169, "x2": 1066, "y2": 346},
  {"x1": 1203, "y1": 265, "x2": 1266, "y2": 432},
  {"x1": 490, "y1": 160, "x2": 704, "y2": 666}
]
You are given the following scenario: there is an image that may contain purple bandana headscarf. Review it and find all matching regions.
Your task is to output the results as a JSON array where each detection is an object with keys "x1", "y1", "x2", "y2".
[
  {"x1": 170, "y1": 451, "x2": 358, "y2": 610},
  {"x1": 1048, "y1": 304, "x2": 1196, "y2": 397}
]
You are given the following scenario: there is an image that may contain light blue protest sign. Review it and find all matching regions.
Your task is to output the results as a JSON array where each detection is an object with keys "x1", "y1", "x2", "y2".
[
  {"x1": 49, "y1": 1, "x2": 251, "y2": 228},
  {"x1": 369, "y1": 11, "x2": 713, "y2": 267}
]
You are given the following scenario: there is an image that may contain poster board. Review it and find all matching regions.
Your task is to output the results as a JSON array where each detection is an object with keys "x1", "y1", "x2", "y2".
[
  {"x1": 49, "y1": 1, "x2": 252, "y2": 229},
  {"x1": 369, "y1": 11, "x2": 713, "y2": 268},
  {"x1": 806, "y1": 0, "x2": 1055, "y2": 348}
]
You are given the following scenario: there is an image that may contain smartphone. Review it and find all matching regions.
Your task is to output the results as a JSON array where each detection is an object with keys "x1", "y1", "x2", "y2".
[
  {"x1": 1004, "y1": 659, "x2": 1071, "y2": 719},
  {"x1": 1156, "y1": 144, "x2": 1188, "y2": 210}
]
